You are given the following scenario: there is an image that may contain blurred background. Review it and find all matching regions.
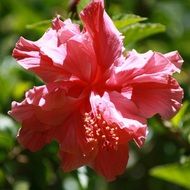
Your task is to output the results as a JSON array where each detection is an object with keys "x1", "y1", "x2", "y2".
[{"x1": 0, "y1": 0, "x2": 190, "y2": 189}]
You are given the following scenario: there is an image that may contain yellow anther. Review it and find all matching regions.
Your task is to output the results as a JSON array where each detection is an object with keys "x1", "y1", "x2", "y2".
[
  {"x1": 106, "y1": 126, "x2": 110, "y2": 130},
  {"x1": 102, "y1": 121, "x2": 106, "y2": 125}
]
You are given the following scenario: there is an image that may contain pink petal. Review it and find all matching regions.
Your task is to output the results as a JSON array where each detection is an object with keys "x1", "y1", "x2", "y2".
[
  {"x1": 12, "y1": 16, "x2": 81, "y2": 83},
  {"x1": 91, "y1": 144, "x2": 129, "y2": 181},
  {"x1": 9, "y1": 83, "x2": 81, "y2": 124},
  {"x1": 17, "y1": 117, "x2": 53, "y2": 151},
  {"x1": 60, "y1": 149, "x2": 96, "y2": 172},
  {"x1": 9, "y1": 82, "x2": 87, "y2": 151},
  {"x1": 57, "y1": 19, "x2": 80, "y2": 44},
  {"x1": 80, "y1": 0, "x2": 123, "y2": 70},
  {"x1": 107, "y1": 50, "x2": 181, "y2": 87},
  {"x1": 52, "y1": 15, "x2": 65, "y2": 30},
  {"x1": 63, "y1": 33, "x2": 97, "y2": 82},
  {"x1": 13, "y1": 35, "x2": 70, "y2": 83},
  {"x1": 60, "y1": 151, "x2": 88, "y2": 172},
  {"x1": 164, "y1": 51, "x2": 183, "y2": 69},
  {"x1": 55, "y1": 112, "x2": 93, "y2": 155},
  {"x1": 131, "y1": 77, "x2": 184, "y2": 119},
  {"x1": 52, "y1": 16, "x2": 80, "y2": 44}
]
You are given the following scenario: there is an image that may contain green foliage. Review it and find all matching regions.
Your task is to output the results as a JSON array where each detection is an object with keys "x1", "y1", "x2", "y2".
[
  {"x1": 122, "y1": 23, "x2": 165, "y2": 45},
  {"x1": 0, "y1": 57, "x2": 33, "y2": 113},
  {"x1": 114, "y1": 14, "x2": 165, "y2": 46},
  {"x1": 114, "y1": 14, "x2": 147, "y2": 29},
  {"x1": 26, "y1": 20, "x2": 51, "y2": 30},
  {"x1": 150, "y1": 162, "x2": 190, "y2": 189},
  {"x1": 171, "y1": 102, "x2": 189, "y2": 129},
  {"x1": 77, "y1": 0, "x2": 90, "y2": 13}
]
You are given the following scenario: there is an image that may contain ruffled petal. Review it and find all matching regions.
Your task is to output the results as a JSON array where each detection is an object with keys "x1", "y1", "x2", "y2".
[
  {"x1": 9, "y1": 82, "x2": 81, "y2": 124},
  {"x1": 63, "y1": 33, "x2": 97, "y2": 82},
  {"x1": 52, "y1": 16, "x2": 81, "y2": 43},
  {"x1": 13, "y1": 34, "x2": 69, "y2": 83},
  {"x1": 56, "y1": 19, "x2": 80, "y2": 44},
  {"x1": 131, "y1": 77, "x2": 184, "y2": 119},
  {"x1": 164, "y1": 51, "x2": 183, "y2": 69},
  {"x1": 107, "y1": 50, "x2": 181, "y2": 87},
  {"x1": 80, "y1": 0, "x2": 123, "y2": 70},
  {"x1": 12, "y1": 16, "x2": 81, "y2": 83},
  {"x1": 91, "y1": 144, "x2": 129, "y2": 181},
  {"x1": 9, "y1": 82, "x2": 86, "y2": 151}
]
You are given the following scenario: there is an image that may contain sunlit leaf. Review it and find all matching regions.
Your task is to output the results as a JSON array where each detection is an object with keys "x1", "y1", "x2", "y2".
[
  {"x1": 0, "y1": 170, "x2": 5, "y2": 185},
  {"x1": 26, "y1": 20, "x2": 51, "y2": 30},
  {"x1": 114, "y1": 14, "x2": 147, "y2": 29},
  {"x1": 150, "y1": 162, "x2": 190, "y2": 189},
  {"x1": 0, "y1": 133, "x2": 14, "y2": 149},
  {"x1": 14, "y1": 181, "x2": 30, "y2": 190},
  {"x1": 77, "y1": 0, "x2": 89, "y2": 13},
  {"x1": 13, "y1": 81, "x2": 31, "y2": 99},
  {"x1": 171, "y1": 102, "x2": 189, "y2": 128},
  {"x1": 122, "y1": 23, "x2": 165, "y2": 45}
]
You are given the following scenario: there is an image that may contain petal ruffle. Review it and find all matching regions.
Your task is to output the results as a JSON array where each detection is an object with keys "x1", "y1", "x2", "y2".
[
  {"x1": 13, "y1": 34, "x2": 69, "y2": 83},
  {"x1": 131, "y1": 77, "x2": 184, "y2": 119},
  {"x1": 63, "y1": 33, "x2": 97, "y2": 82},
  {"x1": 56, "y1": 18, "x2": 80, "y2": 44},
  {"x1": 80, "y1": 0, "x2": 123, "y2": 70},
  {"x1": 9, "y1": 82, "x2": 86, "y2": 151},
  {"x1": 107, "y1": 50, "x2": 182, "y2": 87},
  {"x1": 164, "y1": 51, "x2": 183, "y2": 69},
  {"x1": 12, "y1": 17, "x2": 81, "y2": 83}
]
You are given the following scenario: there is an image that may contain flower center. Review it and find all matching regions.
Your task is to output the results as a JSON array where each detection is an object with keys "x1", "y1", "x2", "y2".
[{"x1": 83, "y1": 112, "x2": 119, "y2": 150}]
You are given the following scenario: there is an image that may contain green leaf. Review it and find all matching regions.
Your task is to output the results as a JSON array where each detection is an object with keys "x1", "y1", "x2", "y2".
[
  {"x1": 171, "y1": 101, "x2": 189, "y2": 128},
  {"x1": 14, "y1": 180, "x2": 30, "y2": 190},
  {"x1": 77, "y1": 0, "x2": 89, "y2": 13},
  {"x1": 0, "y1": 133, "x2": 14, "y2": 149},
  {"x1": 0, "y1": 169, "x2": 6, "y2": 186},
  {"x1": 13, "y1": 81, "x2": 31, "y2": 99},
  {"x1": 26, "y1": 20, "x2": 51, "y2": 30},
  {"x1": 150, "y1": 162, "x2": 190, "y2": 189},
  {"x1": 122, "y1": 23, "x2": 166, "y2": 45},
  {"x1": 114, "y1": 14, "x2": 147, "y2": 30}
]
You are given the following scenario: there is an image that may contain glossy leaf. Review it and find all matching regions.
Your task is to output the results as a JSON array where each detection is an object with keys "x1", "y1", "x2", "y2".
[
  {"x1": 171, "y1": 101, "x2": 189, "y2": 128},
  {"x1": 77, "y1": 0, "x2": 89, "y2": 13},
  {"x1": 122, "y1": 23, "x2": 165, "y2": 45},
  {"x1": 114, "y1": 14, "x2": 147, "y2": 29},
  {"x1": 150, "y1": 162, "x2": 190, "y2": 189}
]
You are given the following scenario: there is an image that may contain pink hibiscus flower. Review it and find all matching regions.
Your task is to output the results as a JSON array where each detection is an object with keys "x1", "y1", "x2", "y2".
[{"x1": 9, "y1": 0, "x2": 183, "y2": 181}]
